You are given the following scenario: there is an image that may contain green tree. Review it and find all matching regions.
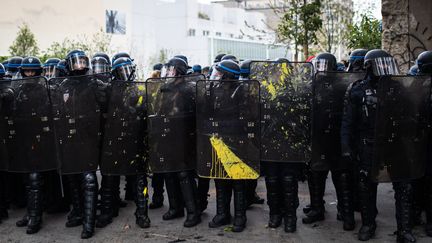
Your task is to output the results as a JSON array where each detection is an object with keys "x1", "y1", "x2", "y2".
[
  {"x1": 8, "y1": 23, "x2": 39, "y2": 56},
  {"x1": 345, "y1": 13, "x2": 381, "y2": 50},
  {"x1": 41, "y1": 28, "x2": 112, "y2": 61},
  {"x1": 277, "y1": 0, "x2": 322, "y2": 61},
  {"x1": 317, "y1": 0, "x2": 353, "y2": 53}
]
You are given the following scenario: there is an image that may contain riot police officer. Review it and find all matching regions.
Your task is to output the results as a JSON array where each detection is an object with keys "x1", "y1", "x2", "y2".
[
  {"x1": 0, "y1": 63, "x2": 12, "y2": 224},
  {"x1": 347, "y1": 49, "x2": 368, "y2": 72},
  {"x1": 60, "y1": 50, "x2": 102, "y2": 239},
  {"x1": 207, "y1": 60, "x2": 248, "y2": 232},
  {"x1": 158, "y1": 57, "x2": 202, "y2": 227},
  {"x1": 97, "y1": 56, "x2": 150, "y2": 229},
  {"x1": 239, "y1": 59, "x2": 265, "y2": 208},
  {"x1": 341, "y1": 49, "x2": 416, "y2": 242},
  {"x1": 10, "y1": 57, "x2": 51, "y2": 234},
  {"x1": 304, "y1": 53, "x2": 355, "y2": 231},
  {"x1": 43, "y1": 58, "x2": 61, "y2": 79},
  {"x1": 6, "y1": 57, "x2": 23, "y2": 79},
  {"x1": 413, "y1": 50, "x2": 432, "y2": 237},
  {"x1": 148, "y1": 63, "x2": 165, "y2": 210}
]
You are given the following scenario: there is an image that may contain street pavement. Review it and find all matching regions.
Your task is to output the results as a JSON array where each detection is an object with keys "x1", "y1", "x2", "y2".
[{"x1": 0, "y1": 176, "x2": 430, "y2": 243}]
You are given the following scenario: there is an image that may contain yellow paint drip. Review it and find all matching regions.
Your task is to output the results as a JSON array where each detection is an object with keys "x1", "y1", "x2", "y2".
[
  {"x1": 209, "y1": 136, "x2": 259, "y2": 179},
  {"x1": 137, "y1": 96, "x2": 143, "y2": 106}
]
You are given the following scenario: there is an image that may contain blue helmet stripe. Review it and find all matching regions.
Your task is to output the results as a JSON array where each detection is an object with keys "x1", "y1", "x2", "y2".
[
  {"x1": 219, "y1": 64, "x2": 240, "y2": 75},
  {"x1": 112, "y1": 61, "x2": 132, "y2": 70}
]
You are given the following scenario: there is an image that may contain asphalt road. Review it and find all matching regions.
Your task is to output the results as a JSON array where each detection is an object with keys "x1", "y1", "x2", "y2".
[{"x1": 0, "y1": 176, "x2": 430, "y2": 243}]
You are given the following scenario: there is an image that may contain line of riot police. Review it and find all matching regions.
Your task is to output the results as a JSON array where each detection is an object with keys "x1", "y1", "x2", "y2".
[{"x1": 0, "y1": 48, "x2": 431, "y2": 243}]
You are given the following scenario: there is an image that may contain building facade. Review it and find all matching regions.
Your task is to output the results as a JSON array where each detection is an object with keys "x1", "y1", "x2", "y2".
[{"x1": 0, "y1": 0, "x2": 288, "y2": 74}]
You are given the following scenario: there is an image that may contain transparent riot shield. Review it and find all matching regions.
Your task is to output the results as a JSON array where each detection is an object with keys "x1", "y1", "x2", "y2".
[
  {"x1": 146, "y1": 74, "x2": 204, "y2": 173},
  {"x1": 250, "y1": 61, "x2": 313, "y2": 163},
  {"x1": 99, "y1": 80, "x2": 147, "y2": 175},
  {"x1": 373, "y1": 75, "x2": 432, "y2": 182},
  {"x1": 196, "y1": 79, "x2": 261, "y2": 179},
  {"x1": 311, "y1": 71, "x2": 365, "y2": 171}
]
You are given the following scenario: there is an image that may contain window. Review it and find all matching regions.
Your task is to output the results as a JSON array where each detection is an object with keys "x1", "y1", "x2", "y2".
[
  {"x1": 203, "y1": 30, "x2": 210, "y2": 36},
  {"x1": 216, "y1": 32, "x2": 222, "y2": 37},
  {"x1": 188, "y1": 29, "x2": 196, "y2": 36}
]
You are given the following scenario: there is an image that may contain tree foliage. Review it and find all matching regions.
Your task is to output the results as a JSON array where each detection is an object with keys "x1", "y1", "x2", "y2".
[
  {"x1": 277, "y1": 0, "x2": 322, "y2": 61},
  {"x1": 345, "y1": 13, "x2": 381, "y2": 50},
  {"x1": 8, "y1": 23, "x2": 39, "y2": 57},
  {"x1": 317, "y1": 0, "x2": 353, "y2": 54},
  {"x1": 41, "y1": 28, "x2": 112, "y2": 61}
]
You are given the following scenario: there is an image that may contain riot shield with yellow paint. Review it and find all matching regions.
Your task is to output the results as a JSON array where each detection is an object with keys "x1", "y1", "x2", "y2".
[
  {"x1": 99, "y1": 80, "x2": 148, "y2": 175},
  {"x1": 196, "y1": 79, "x2": 261, "y2": 179},
  {"x1": 250, "y1": 61, "x2": 313, "y2": 163}
]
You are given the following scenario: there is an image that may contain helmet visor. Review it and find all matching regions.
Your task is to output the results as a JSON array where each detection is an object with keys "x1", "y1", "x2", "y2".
[
  {"x1": 372, "y1": 57, "x2": 400, "y2": 76},
  {"x1": 68, "y1": 54, "x2": 90, "y2": 71},
  {"x1": 313, "y1": 59, "x2": 329, "y2": 72},
  {"x1": 92, "y1": 63, "x2": 110, "y2": 74},
  {"x1": 43, "y1": 65, "x2": 57, "y2": 78},
  {"x1": 115, "y1": 64, "x2": 135, "y2": 81},
  {"x1": 209, "y1": 68, "x2": 224, "y2": 80}
]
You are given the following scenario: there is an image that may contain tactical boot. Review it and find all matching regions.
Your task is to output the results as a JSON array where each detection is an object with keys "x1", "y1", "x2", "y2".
[
  {"x1": 425, "y1": 176, "x2": 432, "y2": 237},
  {"x1": 149, "y1": 173, "x2": 164, "y2": 209},
  {"x1": 282, "y1": 175, "x2": 299, "y2": 233},
  {"x1": 232, "y1": 181, "x2": 246, "y2": 233},
  {"x1": 26, "y1": 173, "x2": 43, "y2": 234},
  {"x1": 394, "y1": 182, "x2": 416, "y2": 243},
  {"x1": 81, "y1": 173, "x2": 97, "y2": 239},
  {"x1": 179, "y1": 172, "x2": 201, "y2": 227},
  {"x1": 339, "y1": 172, "x2": 355, "y2": 231},
  {"x1": 265, "y1": 176, "x2": 282, "y2": 228},
  {"x1": 302, "y1": 172, "x2": 325, "y2": 224},
  {"x1": 209, "y1": 180, "x2": 231, "y2": 228},
  {"x1": 163, "y1": 174, "x2": 184, "y2": 220},
  {"x1": 96, "y1": 176, "x2": 118, "y2": 228},
  {"x1": 135, "y1": 175, "x2": 150, "y2": 228},
  {"x1": 197, "y1": 178, "x2": 210, "y2": 213},
  {"x1": 66, "y1": 175, "x2": 83, "y2": 228},
  {"x1": 16, "y1": 214, "x2": 29, "y2": 227},
  {"x1": 358, "y1": 173, "x2": 377, "y2": 241}
]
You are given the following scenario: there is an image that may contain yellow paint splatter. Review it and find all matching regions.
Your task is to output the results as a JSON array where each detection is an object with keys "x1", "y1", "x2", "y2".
[
  {"x1": 143, "y1": 187, "x2": 148, "y2": 196},
  {"x1": 209, "y1": 136, "x2": 259, "y2": 179}
]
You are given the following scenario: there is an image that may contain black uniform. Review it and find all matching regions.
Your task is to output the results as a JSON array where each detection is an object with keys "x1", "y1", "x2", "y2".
[{"x1": 341, "y1": 49, "x2": 416, "y2": 242}]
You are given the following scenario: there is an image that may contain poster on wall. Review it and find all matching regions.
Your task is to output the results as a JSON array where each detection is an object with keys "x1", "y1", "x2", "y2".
[{"x1": 106, "y1": 10, "x2": 126, "y2": 35}]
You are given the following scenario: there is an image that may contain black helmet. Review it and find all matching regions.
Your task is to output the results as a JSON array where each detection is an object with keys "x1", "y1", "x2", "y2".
[
  {"x1": 313, "y1": 52, "x2": 337, "y2": 72},
  {"x1": 112, "y1": 52, "x2": 131, "y2": 65},
  {"x1": 2, "y1": 60, "x2": 9, "y2": 71},
  {"x1": 174, "y1": 55, "x2": 189, "y2": 65},
  {"x1": 221, "y1": 54, "x2": 238, "y2": 63},
  {"x1": 364, "y1": 49, "x2": 399, "y2": 76},
  {"x1": 20, "y1": 56, "x2": 42, "y2": 77},
  {"x1": 0, "y1": 63, "x2": 5, "y2": 79},
  {"x1": 210, "y1": 60, "x2": 241, "y2": 80},
  {"x1": 416, "y1": 51, "x2": 432, "y2": 74},
  {"x1": 112, "y1": 57, "x2": 136, "y2": 81},
  {"x1": 162, "y1": 57, "x2": 188, "y2": 77},
  {"x1": 7, "y1": 56, "x2": 23, "y2": 74},
  {"x1": 91, "y1": 56, "x2": 110, "y2": 74},
  {"x1": 93, "y1": 52, "x2": 111, "y2": 64},
  {"x1": 153, "y1": 63, "x2": 163, "y2": 71},
  {"x1": 274, "y1": 57, "x2": 290, "y2": 63},
  {"x1": 240, "y1": 59, "x2": 252, "y2": 78},
  {"x1": 347, "y1": 49, "x2": 368, "y2": 72},
  {"x1": 408, "y1": 64, "x2": 419, "y2": 76},
  {"x1": 214, "y1": 53, "x2": 226, "y2": 63},
  {"x1": 65, "y1": 49, "x2": 90, "y2": 75},
  {"x1": 55, "y1": 60, "x2": 68, "y2": 78},
  {"x1": 43, "y1": 58, "x2": 61, "y2": 78}
]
